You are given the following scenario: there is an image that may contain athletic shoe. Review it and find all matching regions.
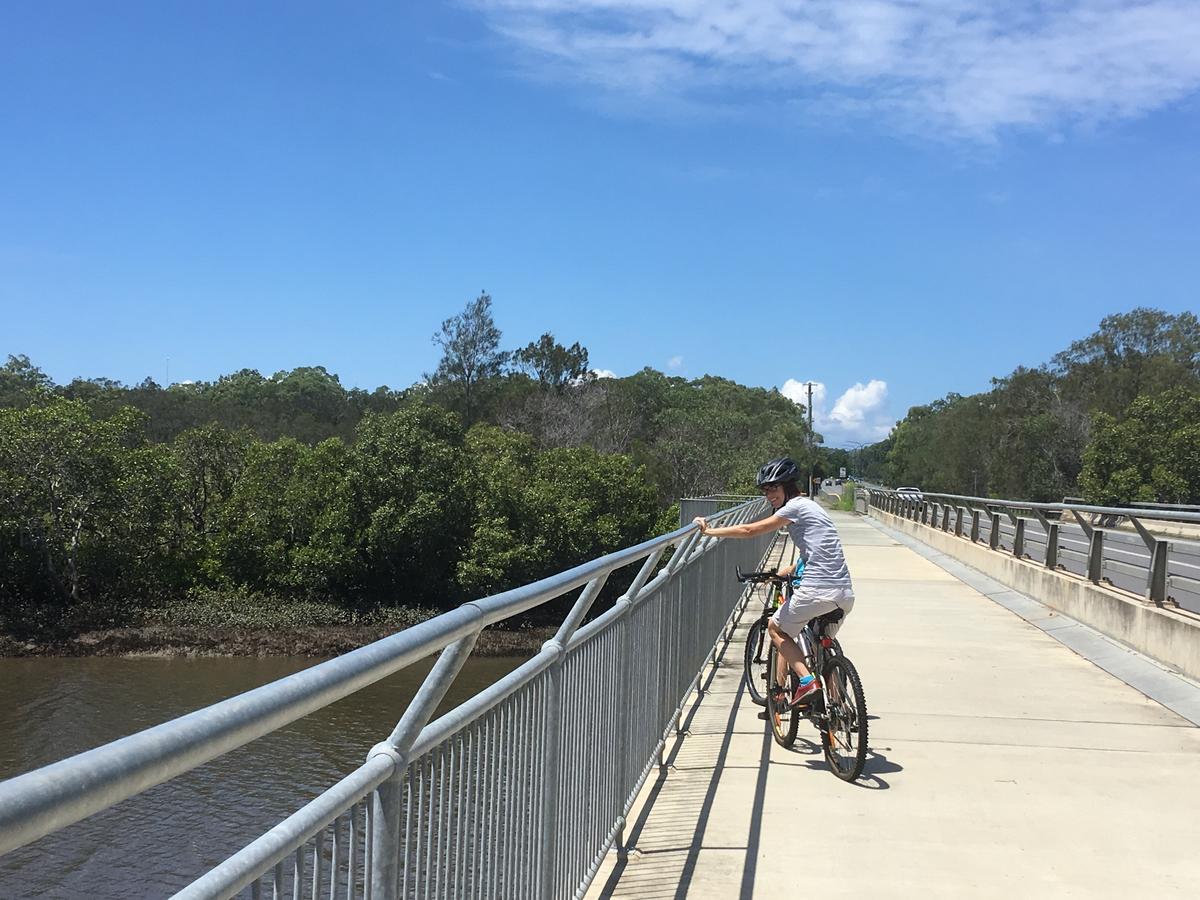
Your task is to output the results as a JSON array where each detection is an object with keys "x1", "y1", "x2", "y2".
[{"x1": 791, "y1": 675, "x2": 820, "y2": 706}]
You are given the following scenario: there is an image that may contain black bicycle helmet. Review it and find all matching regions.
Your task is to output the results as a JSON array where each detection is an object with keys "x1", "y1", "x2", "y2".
[{"x1": 756, "y1": 457, "x2": 800, "y2": 487}]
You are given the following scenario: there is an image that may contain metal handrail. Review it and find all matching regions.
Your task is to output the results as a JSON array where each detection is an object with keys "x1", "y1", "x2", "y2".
[
  {"x1": 892, "y1": 490, "x2": 1200, "y2": 524},
  {"x1": 866, "y1": 488, "x2": 1200, "y2": 613},
  {"x1": 1064, "y1": 497, "x2": 1200, "y2": 514},
  {"x1": 0, "y1": 497, "x2": 774, "y2": 900}
]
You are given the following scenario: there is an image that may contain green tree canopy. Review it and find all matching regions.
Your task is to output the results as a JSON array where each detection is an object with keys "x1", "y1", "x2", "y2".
[
  {"x1": 0, "y1": 354, "x2": 52, "y2": 408},
  {"x1": 0, "y1": 399, "x2": 177, "y2": 610},
  {"x1": 1053, "y1": 307, "x2": 1200, "y2": 416},
  {"x1": 876, "y1": 307, "x2": 1198, "y2": 501},
  {"x1": 456, "y1": 425, "x2": 660, "y2": 619},
  {"x1": 428, "y1": 292, "x2": 509, "y2": 426},
  {"x1": 1078, "y1": 388, "x2": 1200, "y2": 505},
  {"x1": 514, "y1": 333, "x2": 591, "y2": 391}
]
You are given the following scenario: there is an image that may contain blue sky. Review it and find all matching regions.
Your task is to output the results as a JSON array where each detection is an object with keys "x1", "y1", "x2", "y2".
[{"x1": 3, "y1": 1, "x2": 1198, "y2": 446}]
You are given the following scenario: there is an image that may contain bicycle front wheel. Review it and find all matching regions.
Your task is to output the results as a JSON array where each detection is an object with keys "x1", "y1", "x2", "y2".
[
  {"x1": 766, "y1": 645, "x2": 800, "y2": 748},
  {"x1": 821, "y1": 655, "x2": 868, "y2": 781},
  {"x1": 743, "y1": 617, "x2": 769, "y2": 706}
]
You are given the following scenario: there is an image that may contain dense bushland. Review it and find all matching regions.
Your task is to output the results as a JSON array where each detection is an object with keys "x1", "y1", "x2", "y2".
[
  {"x1": 875, "y1": 308, "x2": 1200, "y2": 503},
  {"x1": 0, "y1": 300, "x2": 823, "y2": 639}
]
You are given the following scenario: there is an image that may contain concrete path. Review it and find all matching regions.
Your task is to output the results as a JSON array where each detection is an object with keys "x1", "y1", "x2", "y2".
[{"x1": 588, "y1": 511, "x2": 1200, "y2": 899}]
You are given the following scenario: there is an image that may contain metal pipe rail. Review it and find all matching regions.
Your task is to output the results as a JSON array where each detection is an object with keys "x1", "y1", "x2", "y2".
[
  {"x1": 0, "y1": 498, "x2": 774, "y2": 899},
  {"x1": 866, "y1": 489, "x2": 1200, "y2": 614}
]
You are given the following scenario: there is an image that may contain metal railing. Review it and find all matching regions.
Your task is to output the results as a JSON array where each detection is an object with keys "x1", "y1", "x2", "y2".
[
  {"x1": 678, "y1": 494, "x2": 756, "y2": 527},
  {"x1": 867, "y1": 489, "x2": 1200, "y2": 614},
  {"x1": 0, "y1": 498, "x2": 773, "y2": 899}
]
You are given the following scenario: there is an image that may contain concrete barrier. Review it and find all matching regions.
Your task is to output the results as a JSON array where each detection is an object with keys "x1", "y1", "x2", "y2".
[{"x1": 872, "y1": 507, "x2": 1200, "y2": 682}]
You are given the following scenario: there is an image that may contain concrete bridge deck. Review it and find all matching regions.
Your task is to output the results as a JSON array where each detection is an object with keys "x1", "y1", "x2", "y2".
[{"x1": 589, "y1": 511, "x2": 1200, "y2": 898}]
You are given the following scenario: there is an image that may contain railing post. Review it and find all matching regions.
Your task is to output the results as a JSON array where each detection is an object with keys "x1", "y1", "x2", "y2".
[
  {"x1": 1128, "y1": 516, "x2": 1170, "y2": 606},
  {"x1": 369, "y1": 632, "x2": 480, "y2": 900},
  {"x1": 921, "y1": 501, "x2": 929, "y2": 525},
  {"x1": 539, "y1": 657, "x2": 564, "y2": 900},
  {"x1": 970, "y1": 509, "x2": 981, "y2": 543},
  {"x1": 370, "y1": 757, "x2": 405, "y2": 900},
  {"x1": 941, "y1": 504, "x2": 950, "y2": 531},
  {"x1": 989, "y1": 511, "x2": 1001, "y2": 550},
  {"x1": 1045, "y1": 522, "x2": 1059, "y2": 569},
  {"x1": 1012, "y1": 518, "x2": 1025, "y2": 558},
  {"x1": 612, "y1": 546, "x2": 667, "y2": 860},
  {"x1": 1069, "y1": 510, "x2": 1101, "y2": 583},
  {"x1": 954, "y1": 506, "x2": 965, "y2": 537},
  {"x1": 1147, "y1": 541, "x2": 1169, "y2": 605},
  {"x1": 1032, "y1": 510, "x2": 1058, "y2": 570},
  {"x1": 536, "y1": 571, "x2": 610, "y2": 900},
  {"x1": 1088, "y1": 530, "x2": 1105, "y2": 583}
]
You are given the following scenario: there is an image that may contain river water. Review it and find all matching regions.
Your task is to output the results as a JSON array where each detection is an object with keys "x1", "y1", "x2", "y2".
[{"x1": 0, "y1": 653, "x2": 528, "y2": 898}]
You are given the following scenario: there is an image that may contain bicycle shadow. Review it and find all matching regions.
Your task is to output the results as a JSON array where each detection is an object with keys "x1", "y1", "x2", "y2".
[{"x1": 774, "y1": 736, "x2": 902, "y2": 790}]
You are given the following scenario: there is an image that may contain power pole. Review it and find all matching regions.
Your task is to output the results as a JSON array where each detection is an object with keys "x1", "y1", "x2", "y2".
[
  {"x1": 802, "y1": 381, "x2": 816, "y2": 496},
  {"x1": 805, "y1": 381, "x2": 814, "y2": 438}
]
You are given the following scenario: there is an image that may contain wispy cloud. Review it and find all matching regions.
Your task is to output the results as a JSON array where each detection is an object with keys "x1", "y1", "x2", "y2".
[
  {"x1": 667, "y1": 355, "x2": 684, "y2": 370},
  {"x1": 781, "y1": 377, "x2": 894, "y2": 444},
  {"x1": 473, "y1": 1, "x2": 1200, "y2": 139}
]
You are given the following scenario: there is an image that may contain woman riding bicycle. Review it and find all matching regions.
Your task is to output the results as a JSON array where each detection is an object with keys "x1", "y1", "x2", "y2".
[{"x1": 693, "y1": 456, "x2": 855, "y2": 706}]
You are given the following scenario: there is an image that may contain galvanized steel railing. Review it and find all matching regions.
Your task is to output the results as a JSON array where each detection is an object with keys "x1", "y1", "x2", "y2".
[
  {"x1": 0, "y1": 498, "x2": 773, "y2": 899},
  {"x1": 678, "y1": 494, "x2": 756, "y2": 528},
  {"x1": 867, "y1": 489, "x2": 1200, "y2": 614}
]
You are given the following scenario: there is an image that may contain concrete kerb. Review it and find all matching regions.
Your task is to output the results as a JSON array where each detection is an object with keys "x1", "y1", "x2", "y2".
[{"x1": 865, "y1": 511, "x2": 1200, "y2": 726}]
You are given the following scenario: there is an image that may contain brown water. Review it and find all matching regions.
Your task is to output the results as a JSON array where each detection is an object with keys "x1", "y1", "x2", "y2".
[{"x1": 0, "y1": 654, "x2": 528, "y2": 899}]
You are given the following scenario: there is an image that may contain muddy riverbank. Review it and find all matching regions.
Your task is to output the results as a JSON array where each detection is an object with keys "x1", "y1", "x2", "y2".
[{"x1": 0, "y1": 623, "x2": 555, "y2": 658}]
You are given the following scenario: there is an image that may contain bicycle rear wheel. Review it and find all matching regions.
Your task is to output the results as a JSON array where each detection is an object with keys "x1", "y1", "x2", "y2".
[
  {"x1": 821, "y1": 656, "x2": 868, "y2": 781},
  {"x1": 765, "y1": 645, "x2": 800, "y2": 748},
  {"x1": 743, "y1": 617, "x2": 769, "y2": 706}
]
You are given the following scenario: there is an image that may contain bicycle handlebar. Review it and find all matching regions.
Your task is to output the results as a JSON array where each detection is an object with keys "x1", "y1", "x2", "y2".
[{"x1": 735, "y1": 564, "x2": 787, "y2": 584}]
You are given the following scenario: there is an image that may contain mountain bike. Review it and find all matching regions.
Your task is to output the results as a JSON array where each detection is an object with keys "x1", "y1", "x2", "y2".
[
  {"x1": 737, "y1": 567, "x2": 867, "y2": 782},
  {"x1": 735, "y1": 566, "x2": 841, "y2": 707}
]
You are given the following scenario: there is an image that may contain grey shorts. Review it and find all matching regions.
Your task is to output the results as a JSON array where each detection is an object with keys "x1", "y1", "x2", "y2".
[{"x1": 771, "y1": 585, "x2": 855, "y2": 636}]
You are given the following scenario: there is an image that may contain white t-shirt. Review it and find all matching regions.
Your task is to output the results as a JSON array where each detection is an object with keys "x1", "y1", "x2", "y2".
[{"x1": 773, "y1": 497, "x2": 852, "y2": 589}]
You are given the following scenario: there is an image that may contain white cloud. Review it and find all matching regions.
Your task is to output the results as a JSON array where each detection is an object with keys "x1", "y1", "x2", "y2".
[
  {"x1": 591, "y1": 368, "x2": 618, "y2": 379},
  {"x1": 667, "y1": 355, "x2": 684, "y2": 370},
  {"x1": 781, "y1": 377, "x2": 894, "y2": 444},
  {"x1": 474, "y1": 1, "x2": 1200, "y2": 138},
  {"x1": 780, "y1": 378, "x2": 826, "y2": 411}
]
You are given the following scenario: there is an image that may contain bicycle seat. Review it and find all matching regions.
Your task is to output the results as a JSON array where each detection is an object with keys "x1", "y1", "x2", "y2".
[{"x1": 811, "y1": 609, "x2": 845, "y2": 635}]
